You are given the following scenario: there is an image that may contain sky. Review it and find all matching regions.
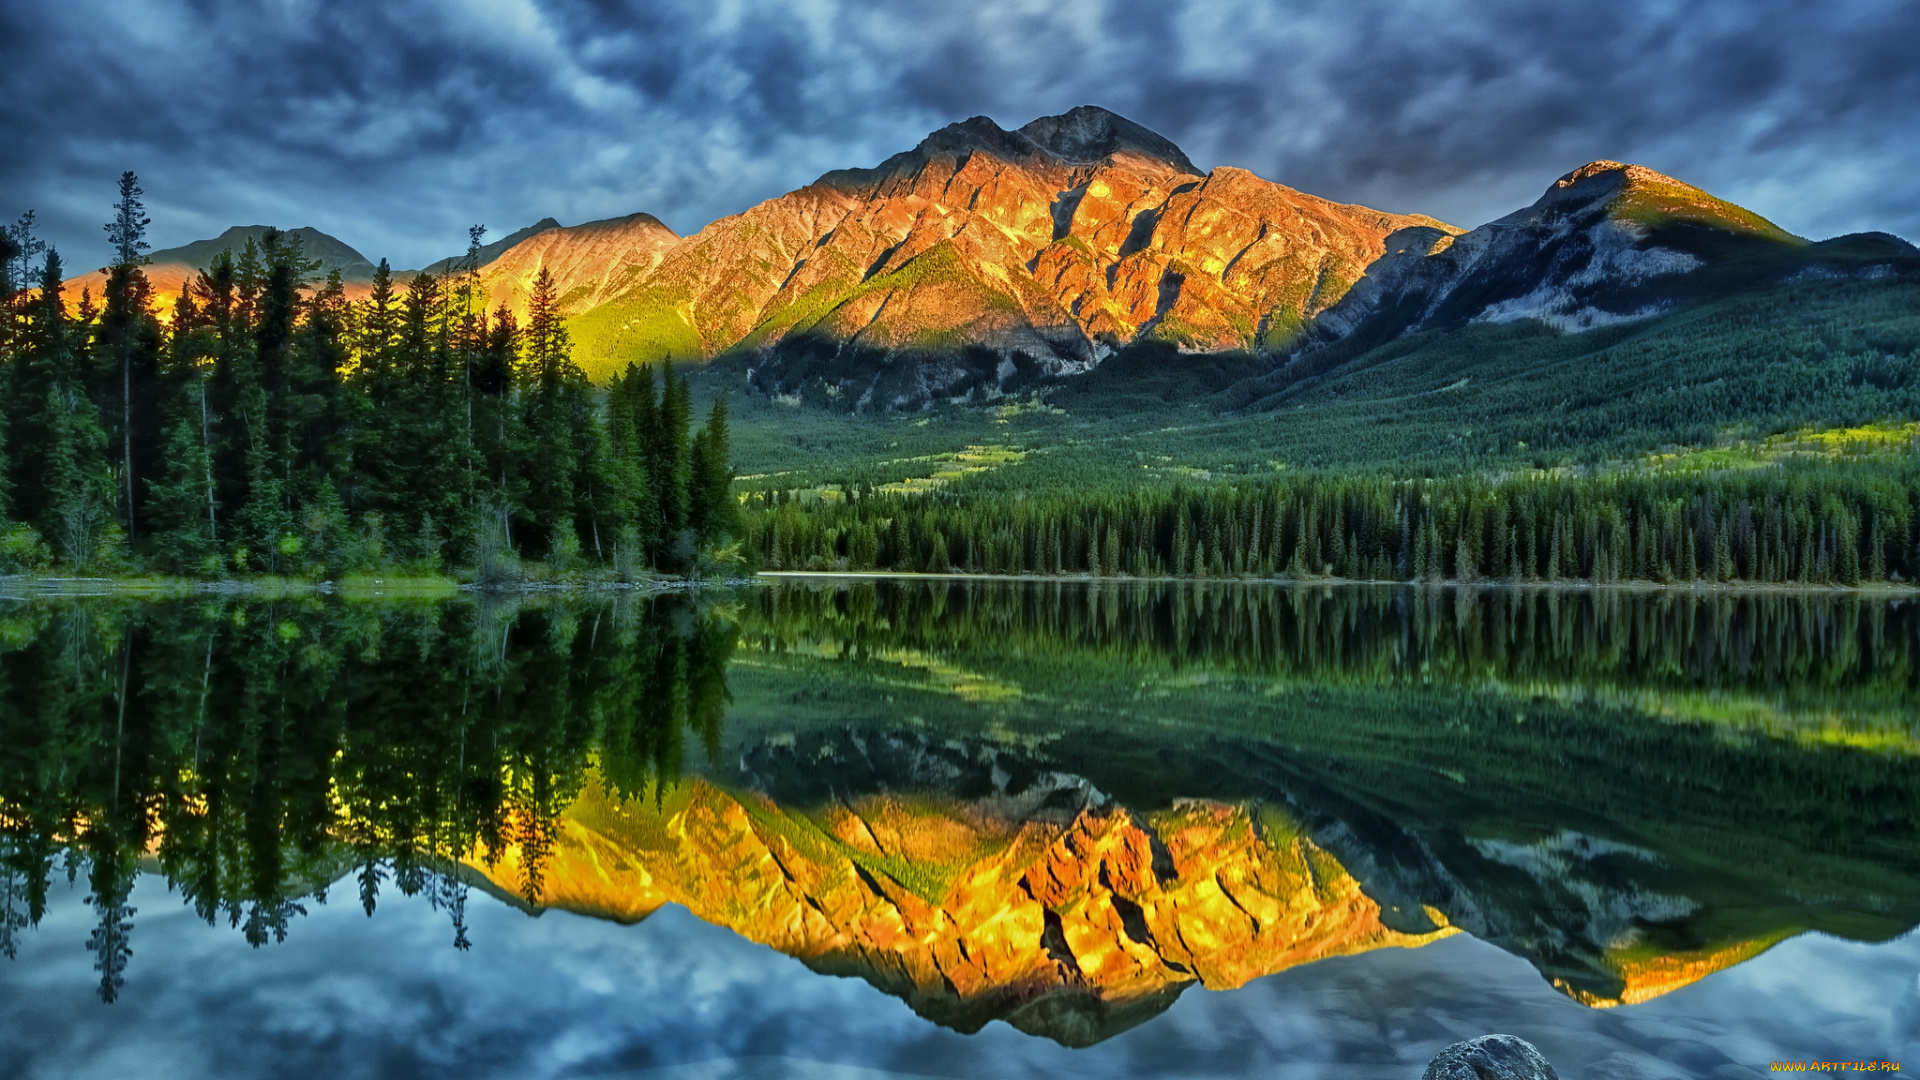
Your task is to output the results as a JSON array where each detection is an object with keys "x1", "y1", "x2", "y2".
[
  {"x1": 2, "y1": 874, "x2": 1915, "y2": 1078},
  {"x1": 3, "y1": 0, "x2": 1918, "y2": 272}
]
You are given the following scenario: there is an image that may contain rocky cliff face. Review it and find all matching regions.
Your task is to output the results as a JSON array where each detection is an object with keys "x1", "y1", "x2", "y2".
[
  {"x1": 480, "y1": 105, "x2": 1448, "y2": 400},
  {"x1": 465, "y1": 772, "x2": 1450, "y2": 1046},
  {"x1": 470, "y1": 212, "x2": 680, "y2": 320}
]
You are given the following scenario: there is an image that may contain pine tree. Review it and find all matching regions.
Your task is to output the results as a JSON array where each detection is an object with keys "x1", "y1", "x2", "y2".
[
  {"x1": 95, "y1": 172, "x2": 164, "y2": 543},
  {"x1": 520, "y1": 267, "x2": 579, "y2": 562},
  {"x1": 687, "y1": 397, "x2": 735, "y2": 550}
]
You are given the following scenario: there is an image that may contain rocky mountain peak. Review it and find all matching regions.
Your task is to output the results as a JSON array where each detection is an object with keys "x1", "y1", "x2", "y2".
[
  {"x1": 1016, "y1": 105, "x2": 1201, "y2": 175},
  {"x1": 915, "y1": 114, "x2": 1048, "y2": 165},
  {"x1": 823, "y1": 107, "x2": 1202, "y2": 194},
  {"x1": 1534, "y1": 159, "x2": 1799, "y2": 242},
  {"x1": 1549, "y1": 160, "x2": 1694, "y2": 200},
  {"x1": 1554, "y1": 160, "x2": 1634, "y2": 188}
]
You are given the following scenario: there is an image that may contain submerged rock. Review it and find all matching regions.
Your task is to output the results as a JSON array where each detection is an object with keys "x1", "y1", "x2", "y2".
[{"x1": 1421, "y1": 1034, "x2": 1559, "y2": 1080}]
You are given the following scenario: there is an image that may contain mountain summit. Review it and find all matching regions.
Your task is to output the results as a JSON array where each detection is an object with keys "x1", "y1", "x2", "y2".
[
  {"x1": 1017, "y1": 105, "x2": 1201, "y2": 171},
  {"x1": 821, "y1": 106, "x2": 1202, "y2": 192}
]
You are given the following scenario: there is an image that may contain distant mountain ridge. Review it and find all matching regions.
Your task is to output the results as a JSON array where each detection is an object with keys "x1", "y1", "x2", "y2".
[
  {"x1": 62, "y1": 107, "x2": 1920, "y2": 409},
  {"x1": 1308, "y1": 160, "x2": 1810, "y2": 343},
  {"x1": 63, "y1": 224, "x2": 382, "y2": 312},
  {"x1": 1222, "y1": 158, "x2": 1920, "y2": 414}
]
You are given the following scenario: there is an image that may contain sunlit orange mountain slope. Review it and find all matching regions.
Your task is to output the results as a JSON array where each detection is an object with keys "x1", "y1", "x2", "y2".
[
  {"x1": 468, "y1": 774, "x2": 1449, "y2": 1045},
  {"x1": 68, "y1": 107, "x2": 1913, "y2": 408},
  {"x1": 461, "y1": 766, "x2": 1809, "y2": 1045}
]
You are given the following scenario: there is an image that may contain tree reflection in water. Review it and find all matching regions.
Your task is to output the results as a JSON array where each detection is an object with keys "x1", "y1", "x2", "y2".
[
  {"x1": 0, "y1": 593, "x2": 734, "y2": 1001},
  {"x1": 0, "y1": 583, "x2": 1914, "y2": 1043}
]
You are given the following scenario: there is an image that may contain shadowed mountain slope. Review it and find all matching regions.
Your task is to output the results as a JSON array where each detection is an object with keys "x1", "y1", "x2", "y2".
[{"x1": 1289, "y1": 160, "x2": 1919, "y2": 361}]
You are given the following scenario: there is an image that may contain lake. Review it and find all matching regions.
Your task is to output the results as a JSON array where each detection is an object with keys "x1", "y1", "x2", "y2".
[{"x1": 1, "y1": 580, "x2": 1915, "y2": 1079}]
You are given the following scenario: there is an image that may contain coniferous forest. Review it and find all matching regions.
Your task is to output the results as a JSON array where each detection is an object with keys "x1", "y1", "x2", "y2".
[
  {"x1": 745, "y1": 465, "x2": 1920, "y2": 585},
  {"x1": 6, "y1": 175, "x2": 1920, "y2": 590},
  {"x1": 0, "y1": 176, "x2": 736, "y2": 580}
]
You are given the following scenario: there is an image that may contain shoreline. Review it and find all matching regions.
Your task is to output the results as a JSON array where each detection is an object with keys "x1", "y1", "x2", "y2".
[
  {"x1": 2, "y1": 570, "x2": 1914, "y2": 598},
  {"x1": 756, "y1": 570, "x2": 1920, "y2": 595},
  {"x1": 0, "y1": 574, "x2": 742, "y2": 599}
]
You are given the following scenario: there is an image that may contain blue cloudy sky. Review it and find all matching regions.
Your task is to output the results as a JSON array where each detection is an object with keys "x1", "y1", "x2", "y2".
[
  {"x1": 1, "y1": 873, "x2": 1914, "y2": 1078},
  {"x1": 3, "y1": 0, "x2": 1918, "y2": 270}
]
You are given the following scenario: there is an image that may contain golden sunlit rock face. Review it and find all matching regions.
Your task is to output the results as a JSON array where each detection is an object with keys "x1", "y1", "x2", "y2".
[
  {"x1": 562, "y1": 108, "x2": 1453, "y2": 381},
  {"x1": 471, "y1": 212, "x2": 681, "y2": 321},
  {"x1": 466, "y1": 774, "x2": 1451, "y2": 1045}
]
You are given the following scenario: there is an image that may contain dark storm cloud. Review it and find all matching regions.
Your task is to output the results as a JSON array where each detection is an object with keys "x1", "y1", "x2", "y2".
[{"x1": 3, "y1": 0, "x2": 1917, "y2": 271}]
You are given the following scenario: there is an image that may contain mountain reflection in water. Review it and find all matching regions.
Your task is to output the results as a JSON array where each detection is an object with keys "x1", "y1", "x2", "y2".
[{"x1": 0, "y1": 582, "x2": 1915, "y2": 1049}]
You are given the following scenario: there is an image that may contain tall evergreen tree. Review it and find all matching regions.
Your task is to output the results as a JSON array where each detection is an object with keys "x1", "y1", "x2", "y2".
[
  {"x1": 688, "y1": 397, "x2": 734, "y2": 549},
  {"x1": 520, "y1": 267, "x2": 579, "y2": 561},
  {"x1": 14, "y1": 251, "x2": 111, "y2": 566},
  {"x1": 2, "y1": 212, "x2": 47, "y2": 365},
  {"x1": 95, "y1": 172, "x2": 164, "y2": 543}
]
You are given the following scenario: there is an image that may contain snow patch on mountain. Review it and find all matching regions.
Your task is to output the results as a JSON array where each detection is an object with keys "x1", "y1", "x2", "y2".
[
  {"x1": 1474, "y1": 289, "x2": 1671, "y2": 332},
  {"x1": 1472, "y1": 219, "x2": 1701, "y2": 332}
]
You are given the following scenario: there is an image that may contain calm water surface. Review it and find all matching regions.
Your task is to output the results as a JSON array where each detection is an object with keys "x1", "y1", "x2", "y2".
[{"x1": 0, "y1": 581, "x2": 1915, "y2": 1079}]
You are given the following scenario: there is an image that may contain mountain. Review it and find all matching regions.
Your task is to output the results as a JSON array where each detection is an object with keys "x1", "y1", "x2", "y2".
[
  {"x1": 514, "y1": 105, "x2": 1451, "y2": 401},
  {"x1": 1202, "y1": 160, "x2": 1920, "y2": 438},
  {"x1": 466, "y1": 771, "x2": 1451, "y2": 1047},
  {"x1": 1299, "y1": 159, "x2": 1917, "y2": 353},
  {"x1": 469, "y1": 212, "x2": 679, "y2": 326},
  {"x1": 57, "y1": 111, "x2": 1919, "y2": 424},
  {"x1": 64, "y1": 223, "x2": 381, "y2": 311}
]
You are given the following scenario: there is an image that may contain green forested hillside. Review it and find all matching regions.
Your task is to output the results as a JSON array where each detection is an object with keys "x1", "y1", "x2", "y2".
[
  {"x1": 0, "y1": 185, "x2": 738, "y2": 580},
  {"x1": 712, "y1": 267, "x2": 1920, "y2": 588},
  {"x1": 699, "y1": 271, "x2": 1920, "y2": 494}
]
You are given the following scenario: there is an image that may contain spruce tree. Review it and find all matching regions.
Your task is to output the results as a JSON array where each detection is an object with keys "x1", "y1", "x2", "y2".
[
  {"x1": 687, "y1": 397, "x2": 735, "y2": 550},
  {"x1": 95, "y1": 173, "x2": 164, "y2": 544},
  {"x1": 520, "y1": 267, "x2": 578, "y2": 562}
]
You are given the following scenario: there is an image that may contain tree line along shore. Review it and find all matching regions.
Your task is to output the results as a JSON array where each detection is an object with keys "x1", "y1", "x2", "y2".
[
  {"x1": 6, "y1": 174, "x2": 1918, "y2": 590},
  {"x1": 0, "y1": 177, "x2": 737, "y2": 582}
]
